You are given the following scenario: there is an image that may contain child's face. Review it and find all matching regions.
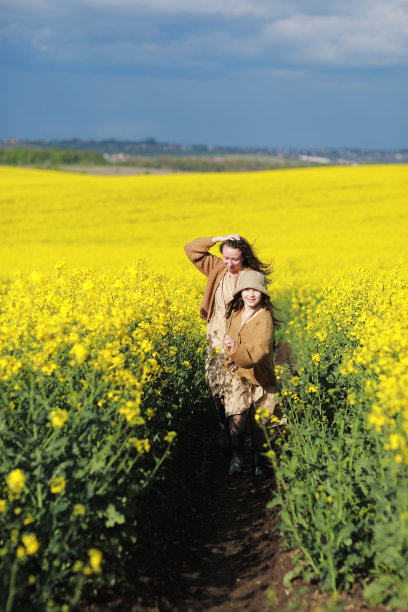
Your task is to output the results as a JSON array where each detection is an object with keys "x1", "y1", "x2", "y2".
[{"x1": 242, "y1": 288, "x2": 262, "y2": 310}]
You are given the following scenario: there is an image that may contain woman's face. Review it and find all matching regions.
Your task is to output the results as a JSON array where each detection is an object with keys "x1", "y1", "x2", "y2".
[
  {"x1": 222, "y1": 246, "x2": 243, "y2": 275},
  {"x1": 242, "y1": 288, "x2": 262, "y2": 310}
]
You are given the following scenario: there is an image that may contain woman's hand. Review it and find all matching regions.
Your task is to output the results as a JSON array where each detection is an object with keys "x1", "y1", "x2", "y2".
[
  {"x1": 224, "y1": 334, "x2": 236, "y2": 352},
  {"x1": 212, "y1": 234, "x2": 240, "y2": 244}
]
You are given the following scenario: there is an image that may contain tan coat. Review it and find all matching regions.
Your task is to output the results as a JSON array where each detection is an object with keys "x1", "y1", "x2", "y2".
[
  {"x1": 224, "y1": 308, "x2": 278, "y2": 389},
  {"x1": 184, "y1": 237, "x2": 228, "y2": 320}
]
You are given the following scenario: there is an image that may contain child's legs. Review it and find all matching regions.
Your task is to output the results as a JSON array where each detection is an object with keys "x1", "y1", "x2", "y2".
[
  {"x1": 224, "y1": 370, "x2": 251, "y2": 474},
  {"x1": 229, "y1": 412, "x2": 247, "y2": 435},
  {"x1": 224, "y1": 367, "x2": 252, "y2": 425}
]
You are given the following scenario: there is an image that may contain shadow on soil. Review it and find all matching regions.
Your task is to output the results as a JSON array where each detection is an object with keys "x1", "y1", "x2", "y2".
[
  {"x1": 83, "y1": 342, "x2": 387, "y2": 612},
  {"x1": 82, "y1": 399, "x2": 288, "y2": 612}
]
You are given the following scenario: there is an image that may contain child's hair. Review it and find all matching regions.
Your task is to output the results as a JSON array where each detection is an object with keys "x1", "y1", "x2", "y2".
[
  {"x1": 225, "y1": 292, "x2": 283, "y2": 330},
  {"x1": 219, "y1": 237, "x2": 272, "y2": 279}
]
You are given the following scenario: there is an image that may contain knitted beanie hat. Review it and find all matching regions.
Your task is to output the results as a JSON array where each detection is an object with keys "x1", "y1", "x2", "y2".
[{"x1": 233, "y1": 270, "x2": 269, "y2": 297}]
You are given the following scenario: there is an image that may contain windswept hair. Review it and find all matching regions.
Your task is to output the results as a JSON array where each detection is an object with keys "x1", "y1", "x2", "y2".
[
  {"x1": 225, "y1": 293, "x2": 283, "y2": 330},
  {"x1": 219, "y1": 237, "x2": 273, "y2": 279}
]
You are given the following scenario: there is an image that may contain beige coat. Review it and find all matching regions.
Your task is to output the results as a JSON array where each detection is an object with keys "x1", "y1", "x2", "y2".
[
  {"x1": 224, "y1": 308, "x2": 278, "y2": 389},
  {"x1": 184, "y1": 237, "x2": 228, "y2": 321}
]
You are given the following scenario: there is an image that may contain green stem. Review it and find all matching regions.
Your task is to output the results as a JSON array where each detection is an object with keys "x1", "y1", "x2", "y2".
[
  {"x1": 69, "y1": 572, "x2": 86, "y2": 608},
  {"x1": 327, "y1": 552, "x2": 337, "y2": 593},
  {"x1": 36, "y1": 482, "x2": 43, "y2": 509},
  {"x1": 5, "y1": 560, "x2": 18, "y2": 612}
]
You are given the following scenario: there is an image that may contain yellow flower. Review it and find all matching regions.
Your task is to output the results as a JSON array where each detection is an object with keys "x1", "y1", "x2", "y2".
[
  {"x1": 16, "y1": 546, "x2": 25, "y2": 559},
  {"x1": 7, "y1": 468, "x2": 25, "y2": 500},
  {"x1": 164, "y1": 431, "x2": 177, "y2": 443},
  {"x1": 50, "y1": 476, "x2": 66, "y2": 494},
  {"x1": 88, "y1": 548, "x2": 103, "y2": 572},
  {"x1": 73, "y1": 504, "x2": 86, "y2": 516},
  {"x1": 311, "y1": 353, "x2": 321, "y2": 365},
  {"x1": 119, "y1": 400, "x2": 145, "y2": 426},
  {"x1": 255, "y1": 406, "x2": 272, "y2": 423},
  {"x1": 50, "y1": 408, "x2": 68, "y2": 428},
  {"x1": 0, "y1": 500, "x2": 6, "y2": 513},
  {"x1": 22, "y1": 534, "x2": 39, "y2": 555},
  {"x1": 70, "y1": 343, "x2": 89, "y2": 365},
  {"x1": 23, "y1": 514, "x2": 35, "y2": 525}
]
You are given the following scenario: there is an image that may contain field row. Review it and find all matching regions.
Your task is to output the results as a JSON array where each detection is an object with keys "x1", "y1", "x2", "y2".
[
  {"x1": 271, "y1": 262, "x2": 408, "y2": 608},
  {"x1": 0, "y1": 264, "x2": 208, "y2": 610}
]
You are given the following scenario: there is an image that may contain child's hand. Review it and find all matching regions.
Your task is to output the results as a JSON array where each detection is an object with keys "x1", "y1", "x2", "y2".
[{"x1": 224, "y1": 335, "x2": 236, "y2": 352}]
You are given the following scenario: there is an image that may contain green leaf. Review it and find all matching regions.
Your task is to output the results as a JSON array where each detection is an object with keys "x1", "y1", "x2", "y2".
[
  {"x1": 335, "y1": 523, "x2": 355, "y2": 548},
  {"x1": 283, "y1": 565, "x2": 303, "y2": 588},
  {"x1": 105, "y1": 503, "x2": 126, "y2": 528},
  {"x1": 266, "y1": 496, "x2": 283, "y2": 509}
]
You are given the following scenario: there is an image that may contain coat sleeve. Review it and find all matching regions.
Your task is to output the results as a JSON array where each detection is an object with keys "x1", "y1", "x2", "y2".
[
  {"x1": 184, "y1": 237, "x2": 222, "y2": 278},
  {"x1": 228, "y1": 315, "x2": 273, "y2": 369}
]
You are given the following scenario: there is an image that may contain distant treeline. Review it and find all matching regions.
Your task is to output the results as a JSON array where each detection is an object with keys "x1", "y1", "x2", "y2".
[
  {"x1": 122, "y1": 155, "x2": 313, "y2": 172},
  {"x1": 0, "y1": 147, "x2": 107, "y2": 166},
  {"x1": 0, "y1": 146, "x2": 315, "y2": 172}
]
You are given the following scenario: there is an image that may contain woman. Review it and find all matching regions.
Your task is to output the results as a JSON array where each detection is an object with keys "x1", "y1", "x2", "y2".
[
  {"x1": 223, "y1": 269, "x2": 284, "y2": 478},
  {"x1": 184, "y1": 234, "x2": 271, "y2": 450}
]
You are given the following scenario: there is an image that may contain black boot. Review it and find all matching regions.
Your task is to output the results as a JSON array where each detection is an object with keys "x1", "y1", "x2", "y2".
[
  {"x1": 228, "y1": 433, "x2": 246, "y2": 476},
  {"x1": 214, "y1": 397, "x2": 231, "y2": 452},
  {"x1": 252, "y1": 446, "x2": 270, "y2": 481}
]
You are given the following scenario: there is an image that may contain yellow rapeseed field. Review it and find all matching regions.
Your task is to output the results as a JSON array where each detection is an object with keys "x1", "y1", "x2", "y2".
[
  {"x1": 1, "y1": 165, "x2": 407, "y2": 288},
  {"x1": 0, "y1": 261, "x2": 205, "y2": 608},
  {"x1": 1, "y1": 163, "x2": 408, "y2": 605}
]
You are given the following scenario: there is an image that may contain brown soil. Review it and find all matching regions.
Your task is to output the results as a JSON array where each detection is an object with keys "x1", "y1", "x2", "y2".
[{"x1": 83, "y1": 342, "x2": 387, "y2": 612}]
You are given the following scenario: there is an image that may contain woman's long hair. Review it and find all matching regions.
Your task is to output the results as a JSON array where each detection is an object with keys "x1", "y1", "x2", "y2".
[
  {"x1": 225, "y1": 293, "x2": 283, "y2": 330},
  {"x1": 219, "y1": 237, "x2": 272, "y2": 279}
]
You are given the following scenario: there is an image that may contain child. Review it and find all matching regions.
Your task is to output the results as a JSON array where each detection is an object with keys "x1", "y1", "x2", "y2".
[{"x1": 223, "y1": 269, "x2": 285, "y2": 479}]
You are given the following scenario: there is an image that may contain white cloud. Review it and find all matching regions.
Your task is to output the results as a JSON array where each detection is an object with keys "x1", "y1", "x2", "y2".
[
  {"x1": 2, "y1": 0, "x2": 407, "y2": 72},
  {"x1": 263, "y1": 2, "x2": 408, "y2": 65}
]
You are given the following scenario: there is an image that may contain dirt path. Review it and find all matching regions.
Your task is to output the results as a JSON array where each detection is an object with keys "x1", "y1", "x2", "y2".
[
  {"x1": 84, "y1": 342, "x2": 386, "y2": 612},
  {"x1": 85, "y1": 434, "x2": 383, "y2": 612},
  {"x1": 85, "y1": 429, "x2": 291, "y2": 611},
  {"x1": 156, "y1": 454, "x2": 282, "y2": 611}
]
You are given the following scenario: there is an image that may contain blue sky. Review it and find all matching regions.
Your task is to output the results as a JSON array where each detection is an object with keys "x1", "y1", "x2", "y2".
[{"x1": 1, "y1": 0, "x2": 407, "y2": 148}]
